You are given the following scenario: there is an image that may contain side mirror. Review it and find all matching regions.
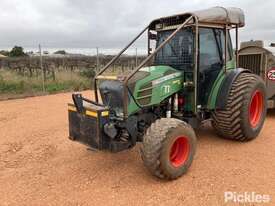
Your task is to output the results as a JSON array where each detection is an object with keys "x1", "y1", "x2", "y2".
[{"x1": 149, "y1": 32, "x2": 157, "y2": 40}]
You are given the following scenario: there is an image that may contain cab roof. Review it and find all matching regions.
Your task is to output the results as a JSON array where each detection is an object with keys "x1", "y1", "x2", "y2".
[{"x1": 149, "y1": 7, "x2": 245, "y2": 30}]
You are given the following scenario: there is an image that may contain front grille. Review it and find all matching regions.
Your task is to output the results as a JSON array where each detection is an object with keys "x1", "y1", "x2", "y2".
[
  {"x1": 137, "y1": 82, "x2": 152, "y2": 105},
  {"x1": 239, "y1": 54, "x2": 262, "y2": 75}
]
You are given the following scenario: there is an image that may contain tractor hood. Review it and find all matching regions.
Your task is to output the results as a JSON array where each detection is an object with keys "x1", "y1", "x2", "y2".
[
  {"x1": 128, "y1": 65, "x2": 183, "y2": 94},
  {"x1": 127, "y1": 65, "x2": 184, "y2": 115},
  {"x1": 98, "y1": 65, "x2": 184, "y2": 117},
  {"x1": 138, "y1": 65, "x2": 182, "y2": 83},
  {"x1": 128, "y1": 65, "x2": 183, "y2": 93}
]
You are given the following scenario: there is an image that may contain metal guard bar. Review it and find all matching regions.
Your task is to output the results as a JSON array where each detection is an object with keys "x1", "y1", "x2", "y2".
[
  {"x1": 94, "y1": 26, "x2": 149, "y2": 102},
  {"x1": 123, "y1": 15, "x2": 196, "y2": 119},
  {"x1": 93, "y1": 14, "x2": 197, "y2": 120}
]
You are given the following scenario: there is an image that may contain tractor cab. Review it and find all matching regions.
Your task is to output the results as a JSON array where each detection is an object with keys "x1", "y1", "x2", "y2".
[
  {"x1": 92, "y1": 7, "x2": 245, "y2": 120},
  {"x1": 150, "y1": 13, "x2": 236, "y2": 107}
]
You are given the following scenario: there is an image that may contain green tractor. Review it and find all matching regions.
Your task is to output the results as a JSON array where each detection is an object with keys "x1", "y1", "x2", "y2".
[{"x1": 68, "y1": 7, "x2": 267, "y2": 180}]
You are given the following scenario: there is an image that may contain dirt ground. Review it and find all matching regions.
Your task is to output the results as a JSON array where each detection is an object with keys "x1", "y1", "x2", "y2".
[{"x1": 0, "y1": 91, "x2": 274, "y2": 206}]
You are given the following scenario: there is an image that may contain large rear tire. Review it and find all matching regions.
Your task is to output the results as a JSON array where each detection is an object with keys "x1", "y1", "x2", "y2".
[
  {"x1": 141, "y1": 118, "x2": 197, "y2": 180},
  {"x1": 212, "y1": 73, "x2": 267, "y2": 141}
]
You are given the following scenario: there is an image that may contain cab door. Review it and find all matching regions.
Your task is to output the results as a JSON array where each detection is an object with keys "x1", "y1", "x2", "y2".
[{"x1": 198, "y1": 28, "x2": 224, "y2": 107}]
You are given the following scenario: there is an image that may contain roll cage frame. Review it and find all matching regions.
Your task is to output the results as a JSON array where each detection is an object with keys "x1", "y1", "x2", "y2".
[{"x1": 93, "y1": 14, "x2": 240, "y2": 120}]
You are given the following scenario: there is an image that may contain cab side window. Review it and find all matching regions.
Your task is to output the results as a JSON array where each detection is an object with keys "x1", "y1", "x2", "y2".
[
  {"x1": 199, "y1": 28, "x2": 221, "y2": 71},
  {"x1": 220, "y1": 30, "x2": 233, "y2": 61},
  {"x1": 198, "y1": 28, "x2": 223, "y2": 106}
]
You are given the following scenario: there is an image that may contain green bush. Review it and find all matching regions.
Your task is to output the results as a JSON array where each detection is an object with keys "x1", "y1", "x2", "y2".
[
  {"x1": 45, "y1": 80, "x2": 90, "y2": 94},
  {"x1": 79, "y1": 69, "x2": 96, "y2": 79},
  {"x1": 46, "y1": 83, "x2": 66, "y2": 93},
  {"x1": 0, "y1": 80, "x2": 25, "y2": 93}
]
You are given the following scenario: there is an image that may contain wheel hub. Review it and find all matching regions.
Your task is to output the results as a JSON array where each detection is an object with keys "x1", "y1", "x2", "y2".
[
  {"x1": 169, "y1": 136, "x2": 190, "y2": 167},
  {"x1": 249, "y1": 90, "x2": 263, "y2": 128}
]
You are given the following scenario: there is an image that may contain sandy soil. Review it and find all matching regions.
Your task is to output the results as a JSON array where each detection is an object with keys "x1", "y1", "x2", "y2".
[{"x1": 0, "y1": 91, "x2": 274, "y2": 206}]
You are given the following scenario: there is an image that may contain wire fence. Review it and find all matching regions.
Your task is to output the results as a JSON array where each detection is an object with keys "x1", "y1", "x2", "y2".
[{"x1": 0, "y1": 52, "x2": 147, "y2": 79}]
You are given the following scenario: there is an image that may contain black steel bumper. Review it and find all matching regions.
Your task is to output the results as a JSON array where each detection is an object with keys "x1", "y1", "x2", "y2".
[
  {"x1": 68, "y1": 98, "x2": 111, "y2": 150},
  {"x1": 68, "y1": 93, "x2": 133, "y2": 152}
]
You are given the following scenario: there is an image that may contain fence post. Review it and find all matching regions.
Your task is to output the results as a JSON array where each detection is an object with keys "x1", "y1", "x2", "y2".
[
  {"x1": 39, "y1": 44, "x2": 45, "y2": 92},
  {"x1": 96, "y1": 47, "x2": 99, "y2": 71},
  {"x1": 135, "y1": 48, "x2": 138, "y2": 67}
]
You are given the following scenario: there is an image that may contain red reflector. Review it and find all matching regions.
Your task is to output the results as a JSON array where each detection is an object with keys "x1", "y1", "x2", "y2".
[{"x1": 178, "y1": 97, "x2": 184, "y2": 106}]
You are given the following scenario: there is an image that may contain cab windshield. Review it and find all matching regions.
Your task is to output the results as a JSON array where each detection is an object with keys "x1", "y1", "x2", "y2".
[{"x1": 154, "y1": 28, "x2": 194, "y2": 70}]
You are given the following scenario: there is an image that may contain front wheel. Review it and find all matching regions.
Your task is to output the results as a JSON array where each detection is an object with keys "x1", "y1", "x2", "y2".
[{"x1": 141, "y1": 118, "x2": 197, "y2": 180}]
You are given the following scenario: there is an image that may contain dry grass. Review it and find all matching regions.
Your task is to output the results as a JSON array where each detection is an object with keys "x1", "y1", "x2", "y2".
[{"x1": 0, "y1": 69, "x2": 92, "y2": 100}]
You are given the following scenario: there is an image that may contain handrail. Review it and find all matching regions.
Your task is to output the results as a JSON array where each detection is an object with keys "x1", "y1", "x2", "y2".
[
  {"x1": 193, "y1": 15, "x2": 199, "y2": 113},
  {"x1": 94, "y1": 26, "x2": 149, "y2": 102}
]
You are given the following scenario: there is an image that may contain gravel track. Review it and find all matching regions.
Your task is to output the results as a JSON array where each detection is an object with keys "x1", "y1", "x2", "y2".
[{"x1": 0, "y1": 91, "x2": 274, "y2": 206}]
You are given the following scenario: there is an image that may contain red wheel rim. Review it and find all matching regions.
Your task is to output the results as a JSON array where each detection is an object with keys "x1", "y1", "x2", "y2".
[
  {"x1": 169, "y1": 136, "x2": 190, "y2": 167},
  {"x1": 249, "y1": 90, "x2": 263, "y2": 128}
]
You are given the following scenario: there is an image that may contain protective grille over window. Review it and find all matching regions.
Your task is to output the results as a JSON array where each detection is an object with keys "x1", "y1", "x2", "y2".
[
  {"x1": 154, "y1": 28, "x2": 194, "y2": 70},
  {"x1": 162, "y1": 16, "x2": 186, "y2": 27}
]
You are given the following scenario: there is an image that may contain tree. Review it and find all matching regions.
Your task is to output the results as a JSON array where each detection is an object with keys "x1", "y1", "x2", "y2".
[
  {"x1": 9, "y1": 46, "x2": 26, "y2": 57},
  {"x1": 0, "y1": 50, "x2": 9, "y2": 56},
  {"x1": 54, "y1": 50, "x2": 67, "y2": 55}
]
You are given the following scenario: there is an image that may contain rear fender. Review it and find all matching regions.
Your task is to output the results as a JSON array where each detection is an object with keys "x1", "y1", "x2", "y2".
[{"x1": 215, "y1": 68, "x2": 251, "y2": 110}]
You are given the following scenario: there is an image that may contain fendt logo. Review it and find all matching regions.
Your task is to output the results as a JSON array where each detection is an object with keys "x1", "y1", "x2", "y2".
[{"x1": 267, "y1": 68, "x2": 275, "y2": 81}]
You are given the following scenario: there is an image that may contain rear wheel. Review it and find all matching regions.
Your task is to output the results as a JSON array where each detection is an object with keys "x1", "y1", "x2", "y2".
[
  {"x1": 141, "y1": 118, "x2": 196, "y2": 180},
  {"x1": 212, "y1": 73, "x2": 267, "y2": 141}
]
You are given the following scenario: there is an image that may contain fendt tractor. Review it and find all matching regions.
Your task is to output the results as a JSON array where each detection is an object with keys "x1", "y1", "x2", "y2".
[{"x1": 68, "y1": 7, "x2": 271, "y2": 180}]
